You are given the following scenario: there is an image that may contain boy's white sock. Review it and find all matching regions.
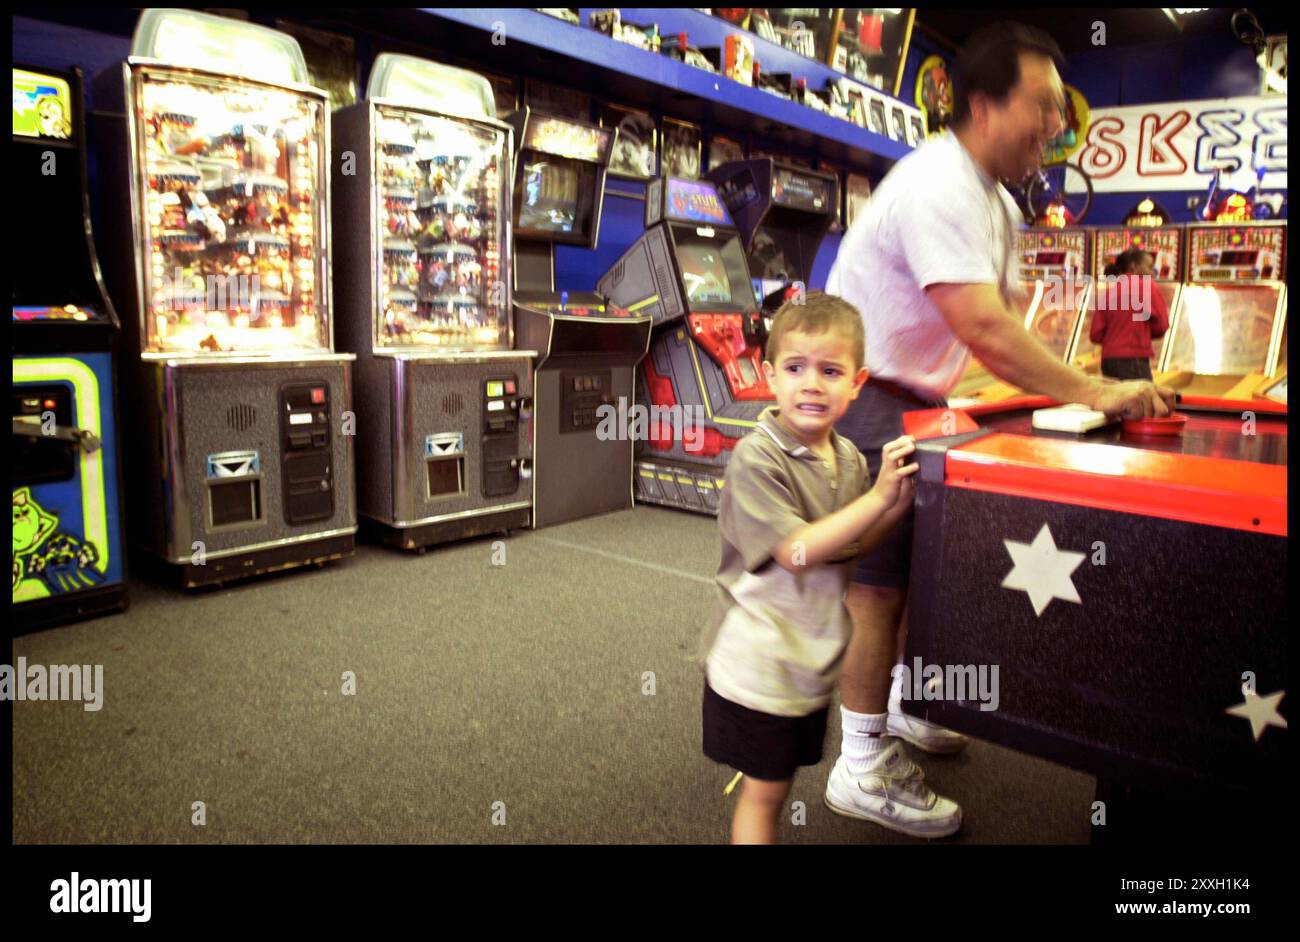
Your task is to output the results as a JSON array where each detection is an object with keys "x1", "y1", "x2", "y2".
[{"x1": 841, "y1": 706, "x2": 888, "y2": 775}]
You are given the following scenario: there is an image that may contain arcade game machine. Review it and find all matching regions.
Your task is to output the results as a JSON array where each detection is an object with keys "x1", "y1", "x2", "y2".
[
  {"x1": 507, "y1": 108, "x2": 653, "y2": 527},
  {"x1": 898, "y1": 388, "x2": 1286, "y2": 833},
  {"x1": 703, "y1": 157, "x2": 838, "y2": 317},
  {"x1": 598, "y1": 176, "x2": 768, "y2": 515},
  {"x1": 93, "y1": 10, "x2": 356, "y2": 587},
  {"x1": 950, "y1": 227, "x2": 1092, "y2": 404},
  {"x1": 1070, "y1": 224, "x2": 1184, "y2": 374},
  {"x1": 333, "y1": 54, "x2": 530, "y2": 550},
  {"x1": 13, "y1": 65, "x2": 128, "y2": 630},
  {"x1": 1155, "y1": 221, "x2": 1287, "y2": 400}
]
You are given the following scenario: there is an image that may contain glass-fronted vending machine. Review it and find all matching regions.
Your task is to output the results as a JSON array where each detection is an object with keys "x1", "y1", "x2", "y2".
[
  {"x1": 94, "y1": 9, "x2": 356, "y2": 587},
  {"x1": 13, "y1": 64, "x2": 128, "y2": 630},
  {"x1": 333, "y1": 54, "x2": 532, "y2": 549}
]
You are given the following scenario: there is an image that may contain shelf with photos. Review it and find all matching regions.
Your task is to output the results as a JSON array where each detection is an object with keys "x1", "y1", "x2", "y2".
[{"x1": 405, "y1": 8, "x2": 921, "y2": 179}]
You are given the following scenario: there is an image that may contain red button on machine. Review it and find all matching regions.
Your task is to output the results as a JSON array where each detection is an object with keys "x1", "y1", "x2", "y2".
[
  {"x1": 311, "y1": 387, "x2": 325, "y2": 404},
  {"x1": 505, "y1": 380, "x2": 516, "y2": 395}
]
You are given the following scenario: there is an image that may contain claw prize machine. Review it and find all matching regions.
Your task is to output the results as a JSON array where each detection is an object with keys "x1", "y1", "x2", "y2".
[
  {"x1": 333, "y1": 54, "x2": 531, "y2": 548},
  {"x1": 13, "y1": 65, "x2": 128, "y2": 629},
  {"x1": 94, "y1": 10, "x2": 356, "y2": 586}
]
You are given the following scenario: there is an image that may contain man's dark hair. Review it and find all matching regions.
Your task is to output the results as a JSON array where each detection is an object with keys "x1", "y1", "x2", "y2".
[{"x1": 951, "y1": 22, "x2": 1065, "y2": 125}]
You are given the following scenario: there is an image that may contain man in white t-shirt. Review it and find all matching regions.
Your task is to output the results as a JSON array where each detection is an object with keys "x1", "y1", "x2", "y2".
[{"x1": 822, "y1": 22, "x2": 1176, "y2": 838}]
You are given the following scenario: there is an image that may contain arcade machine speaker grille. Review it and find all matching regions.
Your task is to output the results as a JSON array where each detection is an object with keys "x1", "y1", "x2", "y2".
[
  {"x1": 227, "y1": 403, "x2": 257, "y2": 432},
  {"x1": 441, "y1": 391, "x2": 465, "y2": 417}
]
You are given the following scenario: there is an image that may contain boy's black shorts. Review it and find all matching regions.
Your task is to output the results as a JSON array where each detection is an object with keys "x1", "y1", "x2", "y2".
[{"x1": 702, "y1": 682, "x2": 829, "y2": 782}]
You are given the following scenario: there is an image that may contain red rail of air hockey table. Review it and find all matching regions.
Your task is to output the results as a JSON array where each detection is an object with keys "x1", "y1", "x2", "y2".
[{"x1": 903, "y1": 395, "x2": 1287, "y2": 537}]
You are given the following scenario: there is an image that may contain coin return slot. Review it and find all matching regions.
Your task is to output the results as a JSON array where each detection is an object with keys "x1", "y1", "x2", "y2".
[
  {"x1": 427, "y1": 456, "x2": 465, "y2": 499},
  {"x1": 210, "y1": 478, "x2": 262, "y2": 528}
]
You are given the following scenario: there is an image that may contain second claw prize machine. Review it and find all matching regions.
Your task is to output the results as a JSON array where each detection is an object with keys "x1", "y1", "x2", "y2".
[
  {"x1": 94, "y1": 10, "x2": 356, "y2": 586},
  {"x1": 333, "y1": 54, "x2": 532, "y2": 549}
]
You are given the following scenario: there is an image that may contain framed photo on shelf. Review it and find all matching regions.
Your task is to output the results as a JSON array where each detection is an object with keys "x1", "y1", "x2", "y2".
[
  {"x1": 908, "y1": 112, "x2": 927, "y2": 147},
  {"x1": 845, "y1": 172, "x2": 873, "y2": 229},
  {"x1": 846, "y1": 86, "x2": 868, "y2": 128},
  {"x1": 601, "y1": 103, "x2": 657, "y2": 179},
  {"x1": 708, "y1": 134, "x2": 745, "y2": 171},
  {"x1": 662, "y1": 118, "x2": 702, "y2": 180},
  {"x1": 866, "y1": 94, "x2": 888, "y2": 136},
  {"x1": 525, "y1": 78, "x2": 590, "y2": 121},
  {"x1": 889, "y1": 104, "x2": 908, "y2": 143}
]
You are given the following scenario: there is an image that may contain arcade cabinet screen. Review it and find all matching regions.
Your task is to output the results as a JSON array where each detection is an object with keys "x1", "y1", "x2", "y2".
[
  {"x1": 673, "y1": 229, "x2": 754, "y2": 312},
  {"x1": 515, "y1": 156, "x2": 593, "y2": 242},
  {"x1": 772, "y1": 168, "x2": 831, "y2": 213}
]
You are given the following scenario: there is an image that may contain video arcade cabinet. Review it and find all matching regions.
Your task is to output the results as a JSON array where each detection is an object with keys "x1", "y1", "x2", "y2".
[
  {"x1": 333, "y1": 54, "x2": 531, "y2": 549},
  {"x1": 93, "y1": 10, "x2": 356, "y2": 587},
  {"x1": 1071, "y1": 225, "x2": 1184, "y2": 374},
  {"x1": 951, "y1": 227, "x2": 1093, "y2": 404},
  {"x1": 507, "y1": 107, "x2": 653, "y2": 528},
  {"x1": 704, "y1": 157, "x2": 838, "y2": 314},
  {"x1": 13, "y1": 65, "x2": 128, "y2": 630},
  {"x1": 899, "y1": 392, "x2": 1286, "y2": 823},
  {"x1": 1156, "y1": 221, "x2": 1287, "y2": 399},
  {"x1": 598, "y1": 176, "x2": 768, "y2": 515}
]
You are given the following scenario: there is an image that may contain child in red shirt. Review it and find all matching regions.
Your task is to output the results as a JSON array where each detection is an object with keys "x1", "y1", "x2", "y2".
[{"x1": 1090, "y1": 248, "x2": 1170, "y2": 381}]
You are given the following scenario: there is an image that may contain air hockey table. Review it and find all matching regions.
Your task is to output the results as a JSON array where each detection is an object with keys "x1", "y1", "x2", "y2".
[{"x1": 899, "y1": 394, "x2": 1286, "y2": 800}]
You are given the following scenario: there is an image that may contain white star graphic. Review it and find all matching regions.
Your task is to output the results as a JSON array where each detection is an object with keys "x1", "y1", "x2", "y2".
[
  {"x1": 1225, "y1": 689, "x2": 1287, "y2": 742},
  {"x1": 1001, "y1": 523, "x2": 1086, "y2": 617}
]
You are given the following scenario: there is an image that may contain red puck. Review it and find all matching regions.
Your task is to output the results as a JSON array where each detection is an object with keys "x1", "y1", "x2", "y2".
[{"x1": 1122, "y1": 413, "x2": 1187, "y2": 436}]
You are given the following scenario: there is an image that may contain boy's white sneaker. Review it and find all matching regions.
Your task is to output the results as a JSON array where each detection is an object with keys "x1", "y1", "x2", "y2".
[
  {"x1": 824, "y1": 742, "x2": 962, "y2": 839},
  {"x1": 887, "y1": 708, "x2": 969, "y2": 754}
]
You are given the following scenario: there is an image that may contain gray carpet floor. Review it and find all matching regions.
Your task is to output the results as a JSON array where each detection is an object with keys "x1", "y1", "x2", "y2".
[{"x1": 12, "y1": 506, "x2": 1093, "y2": 844}]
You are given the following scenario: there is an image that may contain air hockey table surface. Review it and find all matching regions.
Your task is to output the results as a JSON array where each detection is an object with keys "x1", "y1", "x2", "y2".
[{"x1": 899, "y1": 394, "x2": 1287, "y2": 793}]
